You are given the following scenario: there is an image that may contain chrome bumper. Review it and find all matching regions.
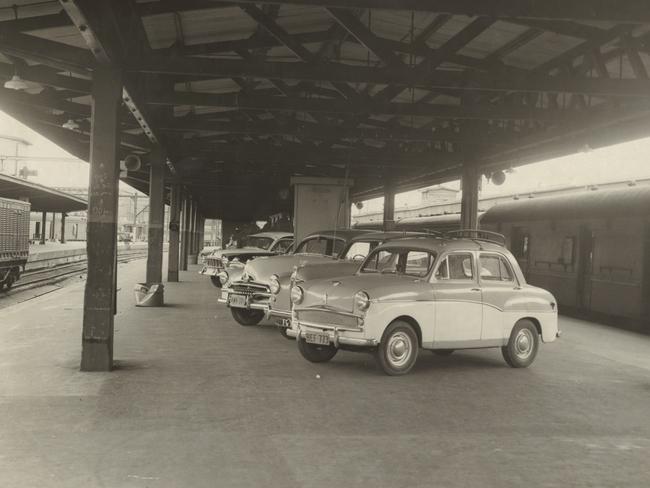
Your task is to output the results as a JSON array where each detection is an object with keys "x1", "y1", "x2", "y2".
[
  {"x1": 218, "y1": 288, "x2": 270, "y2": 313},
  {"x1": 291, "y1": 324, "x2": 377, "y2": 348},
  {"x1": 199, "y1": 265, "x2": 221, "y2": 276}
]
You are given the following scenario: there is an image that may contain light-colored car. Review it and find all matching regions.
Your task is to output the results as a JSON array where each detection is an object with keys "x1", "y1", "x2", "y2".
[
  {"x1": 200, "y1": 232, "x2": 294, "y2": 287},
  {"x1": 267, "y1": 231, "x2": 432, "y2": 336},
  {"x1": 219, "y1": 229, "x2": 372, "y2": 326},
  {"x1": 287, "y1": 231, "x2": 559, "y2": 376}
]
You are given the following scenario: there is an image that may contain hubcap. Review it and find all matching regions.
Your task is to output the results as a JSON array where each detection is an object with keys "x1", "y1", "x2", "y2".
[
  {"x1": 387, "y1": 331, "x2": 412, "y2": 368},
  {"x1": 514, "y1": 328, "x2": 534, "y2": 359}
]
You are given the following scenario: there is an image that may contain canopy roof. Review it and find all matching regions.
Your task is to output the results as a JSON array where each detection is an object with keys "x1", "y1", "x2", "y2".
[
  {"x1": 0, "y1": 172, "x2": 87, "y2": 212},
  {"x1": 1, "y1": 1, "x2": 650, "y2": 219}
]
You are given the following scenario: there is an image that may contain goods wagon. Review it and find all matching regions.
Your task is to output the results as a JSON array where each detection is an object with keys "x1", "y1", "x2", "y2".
[{"x1": 0, "y1": 197, "x2": 30, "y2": 290}]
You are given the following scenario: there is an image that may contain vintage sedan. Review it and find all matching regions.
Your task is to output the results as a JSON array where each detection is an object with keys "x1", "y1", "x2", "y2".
[
  {"x1": 287, "y1": 232, "x2": 559, "y2": 375},
  {"x1": 219, "y1": 229, "x2": 372, "y2": 326},
  {"x1": 267, "y1": 231, "x2": 431, "y2": 335},
  {"x1": 200, "y1": 232, "x2": 293, "y2": 287}
]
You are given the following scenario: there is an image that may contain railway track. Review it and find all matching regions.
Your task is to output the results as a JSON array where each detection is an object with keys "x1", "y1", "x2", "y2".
[{"x1": 10, "y1": 249, "x2": 148, "y2": 292}]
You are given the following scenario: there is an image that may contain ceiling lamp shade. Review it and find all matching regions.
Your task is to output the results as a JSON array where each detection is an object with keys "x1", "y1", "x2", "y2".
[
  {"x1": 62, "y1": 118, "x2": 80, "y2": 131},
  {"x1": 4, "y1": 74, "x2": 29, "y2": 90}
]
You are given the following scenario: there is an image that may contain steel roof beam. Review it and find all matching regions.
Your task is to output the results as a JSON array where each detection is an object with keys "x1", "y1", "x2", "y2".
[
  {"x1": 137, "y1": 55, "x2": 650, "y2": 98},
  {"x1": 219, "y1": 1, "x2": 650, "y2": 24}
]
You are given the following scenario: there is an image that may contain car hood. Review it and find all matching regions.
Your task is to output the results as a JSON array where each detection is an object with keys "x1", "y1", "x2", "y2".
[
  {"x1": 242, "y1": 253, "x2": 337, "y2": 284},
  {"x1": 300, "y1": 273, "x2": 432, "y2": 313},
  {"x1": 214, "y1": 246, "x2": 265, "y2": 258}
]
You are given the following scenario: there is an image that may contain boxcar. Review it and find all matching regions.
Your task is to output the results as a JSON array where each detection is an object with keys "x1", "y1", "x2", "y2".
[{"x1": 0, "y1": 197, "x2": 30, "y2": 291}]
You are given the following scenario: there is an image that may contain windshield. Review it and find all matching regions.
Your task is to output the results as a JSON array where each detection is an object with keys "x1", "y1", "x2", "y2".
[
  {"x1": 341, "y1": 240, "x2": 378, "y2": 261},
  {"x1": 295, "y1": 236, "x2": 345, "y2": 256},
  {"x1": 245, "y1": 236, "x2": 274, "y2": 250},
  {"x1": 361, "y1": 248, "x2": 436, "y2": 278}
]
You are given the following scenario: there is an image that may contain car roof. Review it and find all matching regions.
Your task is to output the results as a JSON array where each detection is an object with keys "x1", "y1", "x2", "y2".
[
  {"x1": 349, "y1": 231, "x2": 432, "y2": 242},
  {"x1": 374, "y1": 236, "x2": 507, "y2": 253},
  {"x1": 249, "y1": 232, "x2": 294, "y2": 239},
  {"x1": 302, "y1": 229, "x2": 373, "y2": 241}
]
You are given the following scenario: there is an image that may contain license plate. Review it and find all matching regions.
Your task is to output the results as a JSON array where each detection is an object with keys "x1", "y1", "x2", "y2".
[
  {"x1": 229, "y1": 294, "x2": 248, "y2": 308},
  {"x1": 305, "y1": 332, "x2": 329, "y2": 345},
  {"x1": 207, "y1": 267, "x2": 219, "y2": 276},
  {"x1": 199, "y1": 266, "x2": 207, "y2": 274}
]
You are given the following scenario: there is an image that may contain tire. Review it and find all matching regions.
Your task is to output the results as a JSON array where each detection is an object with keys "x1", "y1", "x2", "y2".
[
  {"x1": 210, "y1": 276, "x2": 222, "y2": 288},
  {"x1": 502, "y1": 319, "x2": 539, "y2": 368},
  {"x1": 375, "y1": 320, "x2": 419, "y2": 376},
  {"x1": 230, "y1": 307, "x2": 264, "y2": 326},
  {"x1": 432, "y1": 349, "x2": 454, "y2": 356},
  {"x1": 297, "y1": 337, "x2": 338, "y2": 363},
  {"x1": 4, "y1": 273, "x2": 15, "y2": 291}
]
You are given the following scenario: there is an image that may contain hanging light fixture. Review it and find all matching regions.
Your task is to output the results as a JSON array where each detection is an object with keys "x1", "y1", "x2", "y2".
[
  {"x1": 4, "y1": 73, "x2": 28, "y2": 91},
  {"x1": 62, "y1": 118, "x2": 80, "y2": 131}
]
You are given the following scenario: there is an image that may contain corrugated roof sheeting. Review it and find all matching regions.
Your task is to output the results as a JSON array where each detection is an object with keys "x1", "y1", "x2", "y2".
[
  {"x1": 274, "y1": 4, "x2": 332, "y2": 35},
  {"x1": 502, "y1": 30, "x2": 585, "y2": 69},
  {"x1": 458, "y1": 20, "x2": 533, "y2": 58},
  {"x1": 361, "y1": 10, "x2": 442, "y2": 44}
]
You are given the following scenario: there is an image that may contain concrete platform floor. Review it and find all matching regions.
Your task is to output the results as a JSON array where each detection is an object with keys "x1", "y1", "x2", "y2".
[{"x1": 1, "y1": 258, "x2": 650, "y2": 487}]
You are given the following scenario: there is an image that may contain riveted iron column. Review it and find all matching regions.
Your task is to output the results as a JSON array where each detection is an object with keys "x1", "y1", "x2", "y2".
[
  {"x1": 167, "y1": 184, "x2": 181, "y2": 282},
  {"x1": 460, "y1": 164, "x2": 480, "y2": 230},
  {"x1": 179, "y1": 193, "x2": 188, "y2": 271},
  {"x1": 39, "y1": 212, "x2": 46, "y2": 244},
  {"x1": 81, "y1": 65, "x2": 122, "y2": 372},
  {"x1": 146, "y1": 148, "x2": 165, "y2": 286},
  {"x1": 60, "y1": 213, "x2": 66, "y2": 244},
  {"x1": 382, "y1": 173, "x2": 396, "y2": 232}
]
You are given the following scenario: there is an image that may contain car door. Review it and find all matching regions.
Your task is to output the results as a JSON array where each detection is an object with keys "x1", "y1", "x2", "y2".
[
  {"x1": 478, "y1": 253, "x2": 519, "y2": 342},
  {"x1": 432, "y1": 252, "x2": 483, "y2": 345}
]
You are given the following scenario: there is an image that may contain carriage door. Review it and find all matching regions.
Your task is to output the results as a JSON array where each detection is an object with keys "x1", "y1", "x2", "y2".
[
  {"x1": 577, "y1": 225, "x2": 594, "y2": 311},
  {"x1": 641, "y1": 224, "x2": 650, "y2": 319}
]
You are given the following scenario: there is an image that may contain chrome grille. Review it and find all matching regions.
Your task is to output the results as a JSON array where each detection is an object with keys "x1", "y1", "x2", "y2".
[
  {"x1": 297, "y1": 310, "x2": 360, "y2": 329},
  {"x1": 231, "y1": 283, "x2": 270, "y2": 296},
  {"x1": 206, "y1": 257, "x2": 222, "y2": 268}
]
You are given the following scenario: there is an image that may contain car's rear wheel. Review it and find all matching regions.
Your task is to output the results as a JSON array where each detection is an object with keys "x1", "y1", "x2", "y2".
[
  {"x1": 502, "y1": 320, "x2": 539, "y2": 368},
  {"x1": 375, "y1": 320, "x2": 419, "y2": 376},
  {"x1": 210, "y1": 276, "x2": 222, "y2": 288},
  {"x1": 297, "y1": 338, "x2": 338, "y2": 363},
  {"x1": 230, "y1": 308, "x2": 264, "y2": 326},
  {"x1": 432, "y1": 349, "x2": 454, "y2": 356}
]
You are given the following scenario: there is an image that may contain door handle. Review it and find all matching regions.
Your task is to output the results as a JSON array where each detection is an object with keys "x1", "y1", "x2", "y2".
[{"x1": 471, "y1": 288, "x2": 481, "y2": 292}]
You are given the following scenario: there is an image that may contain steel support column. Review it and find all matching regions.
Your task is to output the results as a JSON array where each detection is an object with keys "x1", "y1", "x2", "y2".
[
  {"x1": 460, "y1": 164, "x2": 480, "y2": 230},
  {"x1": 81, "y1": 65, "x2": 122, "y2": 372},
  {"x1": 188, "y1": 199, "x2": 197, "y2": 264},
  {"x1": 179, "y1": 193, "x2": 188, "y2": 271},
  {"x1": 40, "y1": 212, "x2": 46, "y2": 244},
  {"x1": 146, "y1": 150, "x2": 165, "y2": 286},
  {"x1": 167, "y1": 184, "x2": 181, "y2": 282},
  {"x1": 382, "y1": 175, "x2": 396, "y2": 232},
  {"x1": 60, "y1": 213, "x2": 66, "y2": 243}
]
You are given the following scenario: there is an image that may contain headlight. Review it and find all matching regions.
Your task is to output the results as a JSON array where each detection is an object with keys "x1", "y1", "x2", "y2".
[
  {"x1": 218, "y1": 271, "x2": 229, "y2": 285},
  {"x1": 354, "y1": 291, "x2": 370, "y2": 312},
  {"x1": 290, "y1": 285, "x2": 304, "y2": 305},
  {"x1": 269, "y1": 274, "x2": 281, "y2": 294}
]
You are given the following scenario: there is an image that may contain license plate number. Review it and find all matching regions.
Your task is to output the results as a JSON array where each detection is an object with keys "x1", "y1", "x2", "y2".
[
  {"x1": 305, "y1": 332, "x2": 329, "y2": 345},
  {"x1": 229, "y1": 294, "x2": 248, "y2": 308}
]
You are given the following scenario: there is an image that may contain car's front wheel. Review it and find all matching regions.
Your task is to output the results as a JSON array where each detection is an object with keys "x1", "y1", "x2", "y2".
[
  {"x1": 297, "y1": 338, "x2": 338, "y2": 363},
  {"x1": 210, "y1": 276, "x2": 222, "y2": 288},
  {"x1": 230, "y1": 308, "x2": 264, "y2": 326},
  {"x1": 502, "y1": 319, "x2": 539, "y2": 368},
  {"x1": 375, "y1": 320, "x2": 419, "y2": 375}
]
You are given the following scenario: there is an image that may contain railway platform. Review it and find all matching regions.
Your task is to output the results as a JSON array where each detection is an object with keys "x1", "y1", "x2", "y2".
[{"x1": 1, "y1": 258, "x2": 650, "y2": 488}]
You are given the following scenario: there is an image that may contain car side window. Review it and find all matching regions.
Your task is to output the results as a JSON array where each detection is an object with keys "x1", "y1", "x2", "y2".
[
  {"x1": 404, "y1": 251, "x2": 434, "y2": 277},
  {"x1": 344, "y1": 241, "x2": 371, "y2": 261},
  {"x1": 480, "y1": 254, "x2": 514, "y2": 282},
  {"x1": 435, "y1": 253, "x2": 474, "y2": 280}
]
